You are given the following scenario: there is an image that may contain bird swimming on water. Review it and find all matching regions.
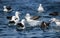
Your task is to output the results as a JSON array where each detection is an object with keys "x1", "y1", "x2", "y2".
[
  {"x1": 16, "y1": 19, "x2": 25, "y2": 30},
  {"x1": 8, "y1": 11, "x2": 21, "y2": 26},
  {"x1": 3, "y1": 5, "x2": 12, "y2": 12},
  {"x1": 25, "y1": 13, "x2": 41, "y2": 27},
  {"x1": 49, "y1": 18, "x2": 60, "y2": 26},
  {"x1": 37, "y1": 4, "x2": 44, "y2": 13}
]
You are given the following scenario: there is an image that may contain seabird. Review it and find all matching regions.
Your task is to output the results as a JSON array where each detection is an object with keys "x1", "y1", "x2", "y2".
[
  {"x1": 25, "y1": 13, "x2": 40, "y2": 20},
  {"x1": 49, "y1": 12, "x2": 59, "y2": 16},
  {"x1": 3, "y1": 6, "x2": 12, "y2": 12},
  {"x1": 16, "y1": 19, "x2": 25, "y2": 30},
  {"x1": 25, "y1": 13, "x2": 41, "y2": 26},
  {"x1": 49, "y1": 18, "x2": 60, "y2": 26},
  {"x1": 40, "y1": 21, "x2": 50, "y2": 30},
  {"x1": 8, "y1": 11, "x2": 21, "y2": 25},
  {"x1": 37, "y1": 4, "x2": 44, "y2": 13}
]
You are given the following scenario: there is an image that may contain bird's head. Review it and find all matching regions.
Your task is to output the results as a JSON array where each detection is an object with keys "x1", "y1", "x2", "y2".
[
  {"x1": 3, "y1": 6, "x2": 6, "y2": 8},
  {"x1": 49, "y1": 18, "x2": 56, "y2": 23},
  {"x1": 15, "y1": 11, "x2": 21, "y2": 16}
]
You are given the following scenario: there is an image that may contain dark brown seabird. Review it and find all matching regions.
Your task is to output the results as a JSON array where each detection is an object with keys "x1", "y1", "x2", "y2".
[
  {"x1": 49, "y1": 12, "x2": 59, "y2": 16},
  {"x1": 3, "y1": 5, "x2": 12, "y2": 12},
  {"x1": 40, "y1": 21, "x2": 50, "y2": 31}
]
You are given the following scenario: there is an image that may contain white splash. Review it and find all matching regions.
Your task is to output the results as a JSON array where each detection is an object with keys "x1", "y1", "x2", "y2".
[{"x1": 37, "y1": 4, "x2": 44, "y2": 13}]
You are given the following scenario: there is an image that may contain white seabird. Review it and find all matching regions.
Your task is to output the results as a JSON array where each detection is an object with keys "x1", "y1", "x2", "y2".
[
  {"x1": 37, "y1": 4, "x2": 44, "y2": 13},
  {"x1": 16, "y1": 19, "x2": 25, "y2": 30},
  {"x1": 25, "y1": 13, "x2": 41, "y2": 26},
  {"x1": 3, "y1": 6, "x2": 12, "y2": 12},
  {"x1": 25, "y1": 13, "x2": 40, "y2": 20},
  {"x1": 8, "y1": 11, "x2": 21, "y2": 25},
  {"x1": 49, "y1": 18, "x2": 60, "y2": 26},
  {"x1": 40, "y1": 21, "x2": 50, "y2": 31},
  {"x1": 8, "y1": 16, "x2": 15, "y2": 25}
]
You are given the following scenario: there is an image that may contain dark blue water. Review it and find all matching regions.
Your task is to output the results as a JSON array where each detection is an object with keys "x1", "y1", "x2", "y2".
[{"x1": 0, "y1": 0, "x2": 60, "y2": 38}]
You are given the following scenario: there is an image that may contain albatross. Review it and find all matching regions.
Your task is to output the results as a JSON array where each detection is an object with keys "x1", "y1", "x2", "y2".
[
  {"x1": 37, "y1": 4, "x2": 44, "y2": 13},
  {"x1": 49, "y1": 18, "x2": 60, "y2": 26},
  {"x1": 3, "y1": 6, "x2": 12, "y2": 12},
  {"x1": 25, "y1": 13, "x2": 41, "y2": 26},
  {"x1": 25, "y1": 13, "x2": 40, "y2": 20},
  {"x1": 8, "y1": 11, "x2": 21, "y2": 26},
  {"x1": 16, "y1": 19, "x2": 25, "y2": 30},
  {"x1": 49, "y1": 12, "x2": 59, "y2": 16}
]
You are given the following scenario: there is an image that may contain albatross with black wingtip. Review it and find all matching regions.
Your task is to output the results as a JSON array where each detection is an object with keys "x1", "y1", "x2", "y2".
[
  {"x1": 3, "y1": 5, "x2": 12, "y2": 12},
  {"x1": 8, "y1": 11, "x2": 21, "y2": 26},
  {"x1": 25, "y1": 13, "x2": 41, "y2": 26},
  {"x1": 37, "y1": 4, "x2": 44, "y2": 13}
]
